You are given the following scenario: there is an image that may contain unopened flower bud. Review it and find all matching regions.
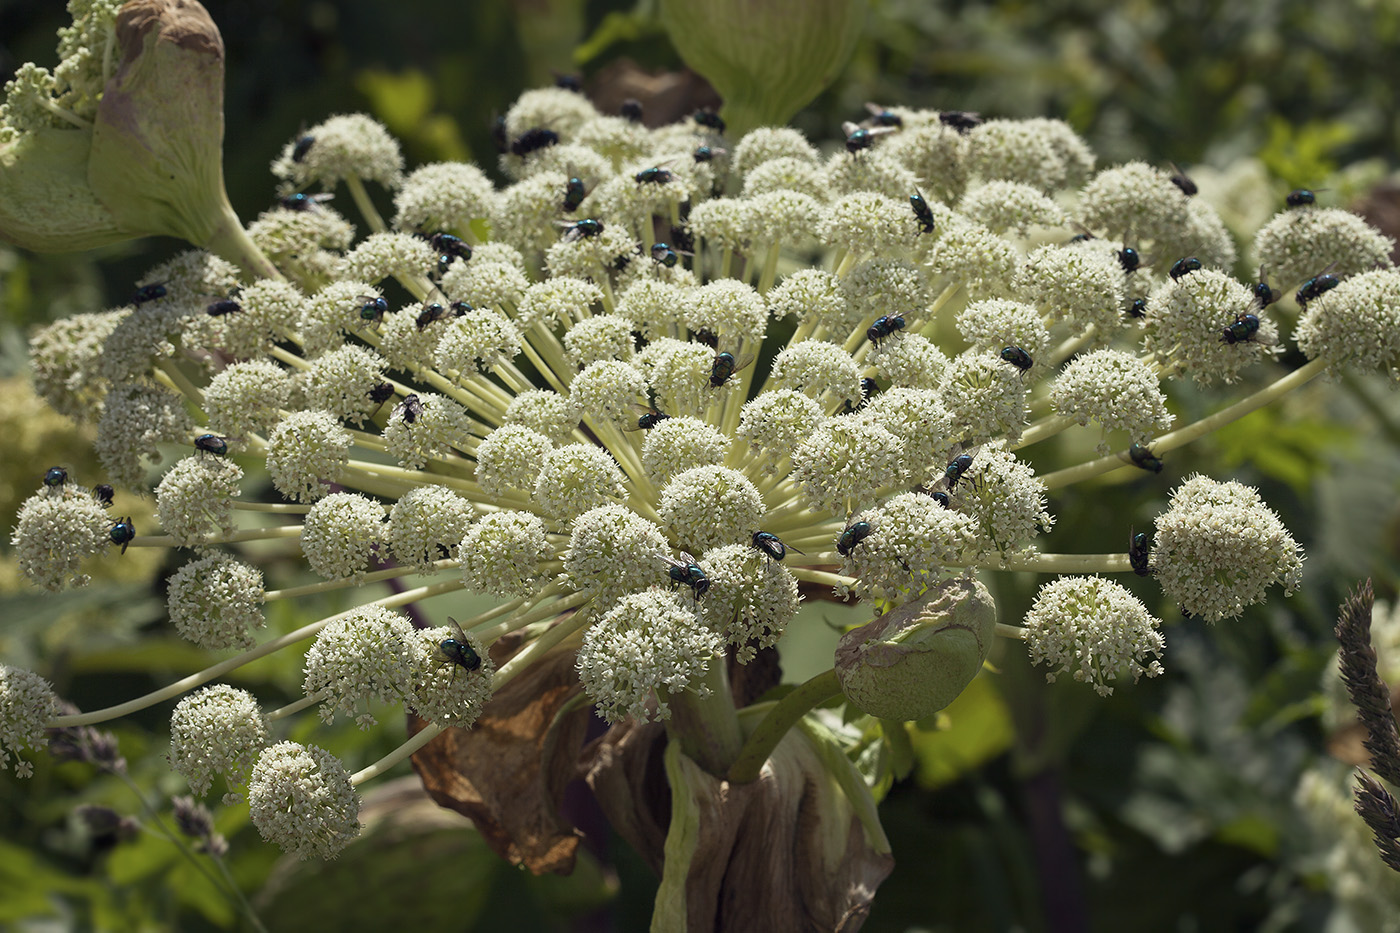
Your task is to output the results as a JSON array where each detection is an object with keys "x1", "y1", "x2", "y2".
[{"x1": 836, "y1": 575, "x2": 997, "y2": 721}]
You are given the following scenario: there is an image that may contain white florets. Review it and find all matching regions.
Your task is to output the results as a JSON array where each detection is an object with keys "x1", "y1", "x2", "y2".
[
  {"x1": 458, "y1": 511, "x2": 552, "y2": 598},
  {"x1": 247, "y1": 742, "x2": 361, "y2": 860},
  {"x1": 791, "y1": 418, "x2": 904, "y2": 511},
  {"x1": 533, "y1": 444, "x2": 627, "y2": 519},
  {"x1": 203, "y1": 360, "x2": 292, "y2": 437},
  {"x1": 1050, "y1": 349, "x2": 1174, "y2": 453},
  {"x1": 1295, "y1": 268, "x2": 1400, "y2": 375},
  {"x1": 302, "y1": 606, "x2": 416, "y2": 728},
  {"x1": 300, "y1": 492, "x2": 386, "y2": 580},
  {"x1": 1152, "y1": 475, "x2": 1304, "y2": 622},
  {"x1": 576, "y1": 589, "x2": 719, "y2": 723},
  {"x1": 563, "y1": 505, "x2": 670, "y2": 605},
  {"x1": 274, "y1": 113, "x2": 404, "y2": 190},
  {"x1": 657, "y1": 466, "x2": 764, "y2": 553},
  {"x1": 0, "y1": 665, "x2": 56, "y2": 778},
  {"x1": 266, "y1": 410, "x2": 353, "y2": 503},
  {"x1": 169, "y1": 685, "x2": 269, "y2": 800},
  {"x1": 1022, "y1": 576, "x2": 1165, "y2": 696},
  {"x1": 11, "y1": 490, "x2": 112, "y2": 590},
  {"x1": 696, "y1": 544, "x2": 800, "y2": 662},
  {"x1": 167, "y1": 553, "x2": 266, "y2": 650},
  {"x1": 388, "y1": 486, "x2": 475, "y2": 569},
  {"x1": 155, "y1": 455, "x2": 243, "y2": 547}
]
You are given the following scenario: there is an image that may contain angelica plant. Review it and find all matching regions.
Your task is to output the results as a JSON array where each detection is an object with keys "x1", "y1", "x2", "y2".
[{"x1": 5, "y1": 3, "x2": 1400, "y2": 927}]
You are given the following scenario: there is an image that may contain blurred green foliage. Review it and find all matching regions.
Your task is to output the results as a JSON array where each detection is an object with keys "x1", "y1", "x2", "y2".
[{"x1": 3, "y1": 0, "x2": 1400, "y2": 930}]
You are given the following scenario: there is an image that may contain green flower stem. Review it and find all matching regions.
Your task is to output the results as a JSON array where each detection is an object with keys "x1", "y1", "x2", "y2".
[
  {"x1": 492, "y1": 607, "x2": 592, "y2": 691},
  {"x1": 343, "y1": 174, "x2": 387, "y2": 235},
  {"x1": 790, "y1": 566, "x2": 857, "y2": 588},
  {"x1": 231, "y1": 501, "x2": 312, "y2": 513},
  {"x1": 996, "y1": 622, "x2": 1027, "y2": 640},
  {"x1": 516, "y1": 334, "x2": 571, "y2": 396},
  {"x1": 973, "y1": 551, "x2": 1128, "y2": 573},
  {"x1": 204, "y1": 200, "x2": 284, "y2": 282},
  {"x1": 473, "y1": 589, "x2": 590, "y2": 643},
  {"x1": 1012, "y1": 412, "x2": 1078, "y2": 449},
  {"x1": 155, "y1": 358, "x2": 208, "y2": 412},
  {"x1": 350, "y1": 720, "x2": 445, "y2": 786},
  {"x1": 1044, "y1": 324, "x2": 1099, "y2": 369},
  {"x1": 665, "y1": 656, "x2": 744, "y2": 777},
  {"x1": 264, "y1": 560, "x2": 462, "y2": 601},
  {"x1": 266, "y1": 690, "x2": 328, "y2": 721},
  {"x1": 757, "y1": 240, "x2": 782, "y2": 294},
  {"x1": 726, "y1": 668, "x2": 842, "y2": 784},
  {"x1": 126, "y1": 525, "x2": 304, "y2": 550},
  {"x1": 49, "y1": 579, "x2": 463, "y2": 728},
  {"x1": 1039, "y1": 356, "x2": 1328, "y2": 489}
]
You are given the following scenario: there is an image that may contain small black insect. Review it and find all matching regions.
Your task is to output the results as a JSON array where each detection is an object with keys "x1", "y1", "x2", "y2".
[
  {"x1": 1168, "y1": 162, "x2": 1197, "y2": 197},
  {"x1": 560, "y1": 219, "x2": 604, "y2": 242},
  {"x1": 131, "y1": 283, "x2": 167, "y2": 306},
  {"x1": 438, "y1": 617, "x2": 483, "y2": 684},
  {"x1": 1118, "y1": 247, "x2": 1141, "y2": 274},
  {"x1": 634, "y1": 406, "x2": 670, "y2": 431},
  {"x1": 1128, "y1": 443, "x2": 1163, "y2": 473},
  {"x1": 419, "y1": 232, "x2": 471, "y2": 262},
  {"x1": 693, "y1": 109, "x2": 725, "y2": 133},
  {"x1": 110, "y1": 516, "x2": 136, "y2": 554},
  {"x1": 490, "y1": 115, "x2": 508, "y2": 154},
  {"x1": 44, "y1": 466, "x2": 67, "y2": 488},
  {"x1": 692, "y1": 145, "x2": 725, "y2": 163},
  {"x1": 1129, "y1": 531, "x2": 1152, "y2": 576},
  {"x1": 554, "y1": 73, "x2": 582, "y2": 92},
  {"x1": 1252, "y1": 266, "x2": 1281, "y2": 310},
  {"x1": 660, "y1": 552, "x2": 710, "y2": 599},
  {"x1": 836, "y1": 520, "x2": 873, "y2": 557},
  {"x1": 1000, "y1": 346, "x2": 1033, "y2": 372},
  {"x1": 841, "y1": 121, "x2": 897, "y2": 153},
  {"x1": 1296, "y1": 266, "x2": 1340, "y2": 309},
  {"x1": 620, "y1": 98, "x2": 644, "y2": 123},
  {"x1": 1169, "y1": 256, "x2": 1202, "y2": 282},
  {"x1": 670, "y1": 223, "x2": 695, "y2": 254},
  {"x1": 910, "y1": 192, "x2": 936, "y2": 234},
  {"x1": 415, "y1": 302, "x2": 449, "y2": 331},
  {"x1": 510, "y1": 127, "x2": 560, "y2": 157},
  {"x1": 635, "y1": 167, "x2": 675, "y2": 185},
  {"x1": 692, "y1": 328, "x2": 719, "y2": 349},
  {"x1": 1127, "y1": 297, "x2": 1148, "y2": 319},
  {"x1": 939, "y1": 111, "x2": 983, "y2": 134},
  {"x1": 944, "y1": 453, "x2": 974, "y2": 490},
  {"x1": 1220, "y1": 312, "x2": 1261, "y2": 345},
  {"x1": 863, "y1": 102, "x2": 903, "y2": 128},
  {"x1": 396, "y1": 394, "x2": 423, "y2": 425},
  {"x1": 92, "y1": 484, "x2": 114, "y2": 507},
  {"x1": 752, "y1": 531, "x2": 804, "y2": 562},
  {"x1": 867, "y1": 315, "x2": 906, "y2": 347},
  {"x1": 291, "y1": 135, "x2": 315, "y2": 163},
  {"x1": 709, "y1": 350, "x2": 754, "y2": 388},
  {"x1": 563, "y1": 176, "x2": 587, "y2": 212},
  {"x1": 1285, "y1": 188, "x2": 1317, "y2": 208},
  {"x1": 195, "y1": 434, "x2": 229, "y2": 457},
  {"x1": 279, "y1": 191, "x2": 334, "y2": 212},
  {"x1": 449, "y1": 301, "x2": 473, "y2": 317},
  {"x1": 368, "y1": 382, "x2": 395, "y2": 406},
  {"x1": 651, "y1": 243, "x2": 681, "y2": 267},
  {"x1": 356, "y1": 295, "x2": 388, "y2": 322},
  {"x1": 206, "y1": 299, "x2": 242, "y2": 317},
  {"x1": 929, "y1": 490, "x2": 950, "y2": 508},
  {"x1": 841, "y1": 377, "x2": 880, "y2": 414}
]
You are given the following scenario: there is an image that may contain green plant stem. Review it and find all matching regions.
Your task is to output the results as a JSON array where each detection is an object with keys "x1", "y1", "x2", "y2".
[
  {"x1": 665, "y1": 659, "x2": 744, "y2": 777},
  {"x1": 344, "y1": 174, "x2": 387, "y2": 234},
  {"x1": 726, "y1": 668, "x2": 842, "y2": 784},
  {"x1": 203, "y1": 200, "x2": 283, "y2": 282},
  {"x1": 1038, "y1": 356, "x2": 1327, "y2": 489},
  {"x1": 49, "y1": 580, "x2": 462, "y2": 727}
]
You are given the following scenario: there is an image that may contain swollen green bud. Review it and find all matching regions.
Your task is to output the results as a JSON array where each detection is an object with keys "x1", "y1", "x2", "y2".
[
  {"x1": 0, "y1": 0, "x2": 277, "y2": 278},
  {"x1": 658, "y1": 0, "x2": 867, "y2": 136},
  {"x1": 835, "y1": 575, "x2": 997, "y2": 721}
]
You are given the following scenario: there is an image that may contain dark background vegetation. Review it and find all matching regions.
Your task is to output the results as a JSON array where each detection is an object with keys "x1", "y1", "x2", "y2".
[{"x1": 2, "y1": 1, "x2": 1400, "y2": 930}]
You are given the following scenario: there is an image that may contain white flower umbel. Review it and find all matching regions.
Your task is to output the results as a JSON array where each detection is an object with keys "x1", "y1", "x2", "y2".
[
  {"x1": 302, "y1": 606, "x2": 416, "y2": 728},
  {"x1": 168, "y1": 553, "x2": 266, "y2": 650},
  {"x1": 247, "y1": 741, "x2": 361, "y2": 860},
  {"x1": 1022, "y1": 576, "x2": 1165, "y2": 696},
  {"x1": 169, "y1": 685, "x2": 270, "y2": 801},
  {"x1": 0, "y1": 665, "x2": 56, "y2": 778}
]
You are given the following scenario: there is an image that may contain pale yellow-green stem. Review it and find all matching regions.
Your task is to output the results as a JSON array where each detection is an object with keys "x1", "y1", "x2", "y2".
[
  {"x1": 343, "y1": 173, "x2": 387, "y2": 235},
  {"x1": 263, "y1": 560, "x2": 462, "y2": 601},
  {"x1": 49, "y1": 579, "x2": 463, "y2": 727},
  {"x1": 1039, "y1": 356, "x2": 1328, "y2": 489}
]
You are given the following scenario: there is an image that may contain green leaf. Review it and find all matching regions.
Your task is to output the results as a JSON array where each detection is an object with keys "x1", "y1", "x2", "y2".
[{"x1": 908, "y1": 676, "x2": 1014, "y2": 789}]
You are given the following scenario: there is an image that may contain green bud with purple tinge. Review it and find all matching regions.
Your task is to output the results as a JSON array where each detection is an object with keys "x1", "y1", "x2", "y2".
[
  {"x1": 658, "y1": 0, "x2": 868, "y2": 137},
  {"x1": 0, "y1": 0, "x2": 277, "y2": 278},
  {"x1": 835, "y1": 575, "x2": 997, "y2": 721}
]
